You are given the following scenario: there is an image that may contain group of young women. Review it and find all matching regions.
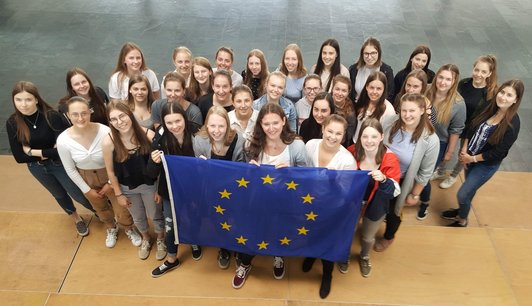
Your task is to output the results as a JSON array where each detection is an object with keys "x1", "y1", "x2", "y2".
[{"x1": 6, "y1": 38, "x2": 523, "y2": 299}]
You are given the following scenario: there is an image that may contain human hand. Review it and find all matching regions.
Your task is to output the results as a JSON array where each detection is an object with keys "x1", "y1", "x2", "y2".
[
  {"x1": 154, "y1": 193, "x2": 161, "y2": 204},
  {"x1": 117, "y1": 194, "x2": 131, "y2": 208},
  {"x1": 249, "y1": 160, "x2": 260, "y2": 166},
  {"x1": 151, "y1": 150, "x2": 162, "y2": 163},
  {"x1": 368, "y1": 170, "x2": 386, "y2": 182},
  {"x1": 275, "y1": 162, "x2": 289, "y2": 169}
]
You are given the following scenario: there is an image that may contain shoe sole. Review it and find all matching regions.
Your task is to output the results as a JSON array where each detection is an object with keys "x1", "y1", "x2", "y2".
[
  {"x1": 218, "y1": 261, "x2": 230, "y2": 269},
  {"x1": 232, "y1": 266, "x2": 252, "y2": 289},
  {"x1": 416, "y1": 213, "x2": 428, "y2": 221},
  {"x1": 441, "y1": 215, "x2": 458, "y2": 220},
  {"x1": 273, "y1": 271, "x2": 285, "y2": 280},
  {"x1": 337, "y1": 266, "x2": 349, "y2": 274},
  {"x1": 78, "y1": 230, "x2": 89, "y2": 237},
  {"x1": 192, "y1": 253, "x2": 203, "y2": 261}
]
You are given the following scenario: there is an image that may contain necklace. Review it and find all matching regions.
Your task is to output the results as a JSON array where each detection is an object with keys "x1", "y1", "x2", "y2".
[
  {"x1": 24, "y1": 112, "x2": 39, "y2": 129},
  {"x1": 212, "y1": 142, "x2": 224, "y2": 154}
]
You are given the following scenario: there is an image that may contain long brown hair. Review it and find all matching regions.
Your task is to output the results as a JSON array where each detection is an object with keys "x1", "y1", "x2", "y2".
[
  {"x1": 331, "y1": 75, "x2": 354, "y2": 119},
  {"x1": 279, "y1": 44, "x2": 307, "y2": 78},
  {"x1": 355, "y1": 37, "x2": 382, "y2": 69},
  {"x1": 355, "y1": 118, "x2": 386, "y2": 165},
  {"x1": 127, "y1": 74, "x2": 154, "y2": 112},
  {"x1": 314, "y1": 38, "x2": 342, "y2": 92},
  {"x1": 393, "y1": 69, "x2": 428, "y2": 111},
  {"x1": 107, "y1": 101, "x2": 151, "y2": 162},
  {"x1": 112, "y1": 42, "x2": 148, "y2": 92},
  {"x1": 474, "y1": 55, "x2": 498, "y2": 100},
  {"x1": 403, "y1": 45, "x2": 432, "y2": 73},
  {"x1": 188, "y1": 57, "x2": 214, "y2": 102},
  {"x1": 10, "y1": 81, "x2": 56, "y2": 145},
  {"x1": 160, "y1": 102, "x2": 194, "y2": 156},
  {"x1": 469, "y1": 79, "x2": 523, "y2": 144},
  {"x1": 425, "y1": 64, "x2": 461, "y2": 124},
  {"x1": 356, "y1": 71, "x2": 388, "y2": 120},
  {"x1": 388, "y1": 93, "x2": 434, "y2": 144},
  {"x1": 243, "y1": 49, "x2": 269, "y2": 97}
]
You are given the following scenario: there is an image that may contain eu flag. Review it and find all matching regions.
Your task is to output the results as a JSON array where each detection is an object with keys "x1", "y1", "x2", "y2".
[{"x1": 163, "y1": 155, "x2": 369, "y2": 262}]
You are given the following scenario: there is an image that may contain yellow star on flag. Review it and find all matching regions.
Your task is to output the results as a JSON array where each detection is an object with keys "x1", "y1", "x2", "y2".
[
  {"x1": 261, "y1": 174, "x2": 274, "y2": 184},
  {"x1": 297, "y1": 226, "x2": 309, "y2": 235},
  {"x1": 257, "y1": 241, "x2": 269, "y2": 250},
  {"x1": 279, "y1": 236, "x2": 291, "y2": 245},
  {"x1": 219, "y1": 189, "x2": 232, "y2": 199},
  {"x1": 213, "y1": 205, "x2": 226, "y2": 215},
  {"x1": 305, "y1": 211, "x2": 318, "y2": 221},
  {"x1": 301, "y1": 193, "x2": 314, "y2": 204},
  {"x1": 285, "y1": 180, "x2": 298, "y2": 190},
  {"x1": 236, "y1": 177, "x2": 250, "y2": 188},
  {"x1": 220, "y1": 222, "x2": 232, "y2": 231},
  {"x1": 236, "y1": 235, "x2": 248, "y2": 245}
]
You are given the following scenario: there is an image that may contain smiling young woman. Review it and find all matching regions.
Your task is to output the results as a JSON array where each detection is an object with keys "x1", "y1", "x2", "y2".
[{"x1": 310, "y1": 38, "x2": 350, "y2": 93}]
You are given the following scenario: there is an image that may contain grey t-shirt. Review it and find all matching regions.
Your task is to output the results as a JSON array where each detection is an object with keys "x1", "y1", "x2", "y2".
[{"x1": 151, "y1": 99, "x2": 203, "y2": 127}]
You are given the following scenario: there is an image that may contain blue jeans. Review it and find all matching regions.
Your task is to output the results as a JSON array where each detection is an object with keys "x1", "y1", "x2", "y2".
[
  {"x1": 162, "y1": 199, "x2": 178, "y2": 257},
  {"x1": 457, "y1": 162, "x2": 500, "y2": 219},
  {"x1": 27, "y1": 160, "x2": 94, "y2": 215},
  {"x1": 420, "y1": 141, "x2": 448, "y2": 203}
]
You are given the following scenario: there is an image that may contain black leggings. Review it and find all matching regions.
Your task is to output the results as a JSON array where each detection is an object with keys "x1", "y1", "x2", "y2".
[{"x1": 383, "y1": 198, "x2": 402, "y2": 240}]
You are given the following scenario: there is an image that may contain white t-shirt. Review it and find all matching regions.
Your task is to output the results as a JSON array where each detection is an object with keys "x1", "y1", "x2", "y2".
[
  {"x1": 353, "y1": 99, "x2": 396, "y2": 143},
  {"x1": 259, "y1": 145, "x2": 290, "y2": 166},
  {"x1": 108, "y1": 69, "x2": 160, "y2": 100},
  {"x1": 228, "y1": 109, "x2": 258, "y2": 141},
  {"x1": 305, "y1": 139, "x2": 357, "y2": 170},
  {"x1": 295, "y1": 97, "x2": 312, "y2": 127}
]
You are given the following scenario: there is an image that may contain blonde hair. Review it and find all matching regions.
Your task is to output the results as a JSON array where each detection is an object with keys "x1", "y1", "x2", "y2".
[
  {"x1": 196, "y1": 105, "x2": 236, "y2": 146},
  {"x1": 425, "y1": 64, "x2": 461, "y2": 124}
]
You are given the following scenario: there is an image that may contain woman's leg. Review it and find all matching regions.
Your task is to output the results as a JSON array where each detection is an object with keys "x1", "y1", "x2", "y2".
[
  {"x1": 320, "y1": 260, "x2": 334, "y2": 298},
  {"x1": 49, "y1": 161, "x2": 95, "y2": 213},
  {"x1": 418, "y1": 141, "x2": 448, "y2": 220}
]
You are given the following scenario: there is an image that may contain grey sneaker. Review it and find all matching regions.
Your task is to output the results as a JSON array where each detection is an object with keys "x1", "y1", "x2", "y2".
[
  {"x1": 430, "y1": 170, "x2": 446, "y2": 181},
  {"x1": 273, "y1": 256, "x2": 285, "y2": 279},
  {"x1": 126, "y1": 229, "x2": 142, "y2": 247},
  {"x1": 75, "y1": 218, "x2": 89, "y2": 237},
  {"x1": 337, "y1": 261, "x2": 349, "y2": 274},
  {"x1": 138, "y1": 239, "x2": 151, "y2": 260},
  {"x1": 218, "y1": 249, "x2": 230, "y2": 269},
  {"x1": 155, "y1": 239, "x2": 167, "y2": 261},
  {"x1": 359, "y1": 256, "x2": 372, "y2": 277}
]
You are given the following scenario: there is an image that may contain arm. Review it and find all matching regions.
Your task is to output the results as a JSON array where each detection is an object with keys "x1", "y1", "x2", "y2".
[
  {"x1": 291, "y1": 140, "x2": 310, "y2": 167},
  {"x1": 444, "y1": 133, "x2": 460, "y2": 161},
  {"x1": 414, "y1": 134, "x2": 440, "y2": 186},
  {"x1": 108, "y1": 73, "x2": 121, "y2": 99},
  {"x1": 101, "y1": 135, "x2": 130, "y2": 207},
  {"x1": 288, "y1": 105, "x2": 297, "y2": 132},
  {"x1": 56, "y1": 134, "x2": 92, "y2": 193}
]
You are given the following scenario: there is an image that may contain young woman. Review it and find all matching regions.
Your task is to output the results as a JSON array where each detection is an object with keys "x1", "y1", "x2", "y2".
[
  {"x1": 310, "y1": 38, "x2": 350, "y2": 93},
  {"x1": 109, "y1": 42, "x2": 160, "y2": 100},
  {"x1": 439, "y1": 55, "x2": 498, "y2": 189},
  {"x1": 331, "y1": 75, "x2": 357, "y2": 146},
  {"x1": 279, "y1": 43, "x2": 308, "y2": 103},
  {"x1": 148, "y1": 102, "x2": 201, "y2": 277},
  {"x1": 295, "y1": 74, "x2": 322, "y2": 127},
  {"x1": 160, "y1": 46, "x2": 193, "y2": 98},
  {"x1": 374, "y1": 93, "x2": 439, "y2": 252},
  {"x1": 198, "y1": 70, "x2": 235, "y2": 121},
  {"x1": 228, "y1": 85, "x2": 259, "y2": 141},
  {"x1": 102, "y1": 101, "x2": 165, "y2": 260},
  {"x1": 213, "y1": 46, "x2": 243, "y2": 87},
  {"x1": 299, "y1": 92, "x2": 336, "y2": 143},
  {"x1": 233, "y1": 103, "x2": 309, "y2": 289},
  {"x1": 193, "y1": 106, "x2": 245, "y2": 270},
  {"x1": 7, "y1": 81, "x2": 95, "y2": 236},
  {"x1": 348, "y1": 119, "x2": 400, "y2": 278},
  {"x1": 188, "y1": 57, "x2": 214, "y2": 104},
  {"x1": 393, "y1": 45, "x2": 435, "y2": 101},
  {"x1": 241, "y1": 49, "x2": 269, "y2": 100},
  {"x1": 353, "y1": 71, "x2": 396, "y2": 143},
  {"x1": 59, "y1": 67, "x2": 109, "y2": 125},
  {"x1": 252, "y1": 71, "x2": 297, "y2": 131},
  {"x1": 302, "y1": 114, "x2": 357, "y2": 298},
  {"x1": 419, "y1": 64, "x2": 466, "y2": 220},
  {"x1": 441, "y1": 80, "x2": 523, "y2": 227},
  {"x1": 349, "y1": 37, "x2": 394, "y2": 102},
  {"x1": 152, "y1": 72, "x2": 203, "y2": 129},
  {"x1": 57, "y1": 97, "x2": 141, "y2": 248},
  {"x1": 393, "y1": 69, "x2": 429, "y2": 112},
  {"x1": 127, "y1": 74, "x2": 155, "y2": 129}
]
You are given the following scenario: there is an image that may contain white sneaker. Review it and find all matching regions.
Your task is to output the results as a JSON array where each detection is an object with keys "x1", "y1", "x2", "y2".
[
  {"x1": 138, "y1": 239, "x2": 151, "y2": 260},
  {"x1": 155, "y1": 239, "x2": 167, "y2": 261},
  {"x1": 105, "y1": 227, "x2": 118, "y2": 248},
  {"x1": 430, "y1": 170, "x2": 446, "y2": 181},
  {"x1": 440, "y1": 176, "x2": 458, "y2": 189},
  {"x1": 126, "y1": 229, "x2": 142, "y2": 247}
]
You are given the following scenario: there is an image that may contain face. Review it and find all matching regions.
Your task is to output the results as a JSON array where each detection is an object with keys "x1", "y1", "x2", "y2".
[
  {"x1": 400, "y1": 101, "x2": 424, "y2": 129},
  {"x1": 261, "y1": 113, "x2": 286, "y2": 141},
  {"x1": 124, "y1": 49, "x2": 142, "y2": 73},
  {"x1": 70, "y1": 74, "x2": 90, "y2": 97},
  {"x1": 496, "y1": 86, "x2": 518, "y2": 110},
  {"x1": 284, "y1": 50, "x2": 298, "y2": 73},
  {"x1": 312, "y1": 99, "x2": 331, "y2": 125},
  {"x1": 213, "y1": 75, "x2": 231, "y2": 102},
  {"x1": 304, "y1": 79, "x2": 321, "y2": 103},
  {"x1": 363, "y1": 45, "x2": 379, "y2": 67},
  {"x1": 216, "y1": 50, "x2": 232, "y2": 70},
  {"x1": 360, "y1": 126, "x2": 384, "y2": 153},
  {"x1": 164, "y1": 113, "x2": 186, "y2": 138},
  {"x1": 67, "y1": 101, "x2": 91, "y2": 128},
  {"x1": 332, "y1": 81, "x2": 349, "y2": 103},
  {"x1": 411, "y1": 53, "x2": 429, "y2": 70},
  {"x1": 14, "y1": 91, "x2": 38, "y2": 115},
  {"x1": 321, "y1": 45, "x2": 337, "y2": 68},
  {"x1": 436, "y1": 70, "x2": 454, "y2": 94},
  {"x1": 207, "y1": 113, "x2": 227, "y2": 142},
  {"x1": 405, "y1": 77, "x2": 423, "y2": 94},
  {"x1": 247, "y1": 55, "x2": 262, "y2": 77},
  {"x1": 266, "y1": 75, "x2": 285, "y2": 101},
  {"x1": 193, "y1": 65, "x2": 211, "y2": 85},
  {"x1": 129, "y1": 81, "x2": 148, "y2": 103},
  {"x1": 108, "y1": 109, "x2": 132, "y2": 132},
  {"x1": 174, "y1": 52, "x2": 192, "y2": 76},
  {"x1": 366, "y1": 80, "x2": 385, "y2": 102},
  {"x1": 165, "y1": 81, "x2": 184, "y2": 103},
  {"x1": 322, "y1": 121, "x2": 345, "y2": 149},
  {"x1": 233, "y1": 91, "x2": 253, "y2": 117},
  {"x1": 472, "y1": 61, "x2": 492, "y2": 87}
]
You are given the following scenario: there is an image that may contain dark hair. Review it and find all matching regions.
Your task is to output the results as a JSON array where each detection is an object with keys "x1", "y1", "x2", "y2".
[
  {"x1": 213, "y1": 69, "x2": 233, "y2": 88},
  {"x1": 232, "y1": 84, "x2": 253, "y2": 101},
  {"x1": 356, "y1": 71, "x2": 388, "y2": 120},
  {"x1": 160, "y1": 102, "x2": 194, "y2": 156},
  {"x1": 314, "y1": 38, "x2": 342, "y2": 92},
  {"x1": 388, "y1": 93, "x2": 434, "y2": 144},
  {"x1": 107, "y1": 100, "x2": 151, "y2": 162},
  {"x1": 355, "y1": 37, "x2": 382, "y2": 69},
  {"x1": 469, "y1": 79, "x2": 523, "y2": 144},
  {"x1": 10, "y1": 81, "x2": 56, "y2": 145},
  {"x1": 300, "y1": 92, "x2": 336, "y2": 143},
  {"x1": 246, "y1": 103, "x2": 296, "y2": 160},
  {"x1": 354, "y1": 118, "x2": 386, "y2": 165},
  {"x1": 243, "y1": 49, "x2": 269, "y2": 97},
  {"x1": 127, "y1": 74, "x2": 154, "y2": 112},
  {"x1": 404, "y1": 45, "x2": 432, "y2": 74},
  {"x1": 393, "y1": 69, "x2": 428, "y2": 111},
  {"x1": 474, "y1": 54, "x2": 498, "y2": 100},
  {"x1": 331, "y1": 75, "x2": 354, "y2": 119}
]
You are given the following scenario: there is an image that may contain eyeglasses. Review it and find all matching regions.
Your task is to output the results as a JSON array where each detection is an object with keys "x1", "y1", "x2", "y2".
[
  {"x1": 69, "y1": 111, "x2": 91, "y2": 119},
  {"x1": 363, "y1": 51, "x2": 378, "y2": 58},
  {"x1": 305, "y1": 87, "x2": 320, "y2": 93},
  {"x1": 109, "y1": 113, "x2": 129, "y2": 125}
]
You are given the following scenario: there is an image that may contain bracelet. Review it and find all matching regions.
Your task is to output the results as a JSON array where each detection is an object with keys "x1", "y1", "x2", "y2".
[{"x1": 472, "y1": 155, "x2": 478, "y2": 163}]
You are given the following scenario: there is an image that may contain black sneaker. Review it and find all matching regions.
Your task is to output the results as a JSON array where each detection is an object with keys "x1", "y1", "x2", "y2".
[
  {"x1": 302, "y1": 257, "x2": 315, "y2": 272},
  {"x1": 234, "y1": 252, "x2": 242, "y2": 268},
  {"x1": 441, "y1": 208, "x2": 459, "y2": 220},
  {"x1": 191, "y1": 245, "x2": 202, "y2": 261},
  {"x1": 319, "y1": 275, "x2": 332, "y2": 299},
  {"x1": 218, "y1": 249, "x2": 230, "y2": 269},
  {"x1": 75, "y1": 218, "x2": 89, "y2": 237},
  {"x1": 447, "y1": 220, "x2": 468, "y2": 227},
  {"x1": 273, "y1": 256, "x2": 285, "y2": 279},
  {"x1": 151, "y1": 259, "x2": 180, "y2": 278},
  {"x1": 417, "y1": 203, "x2": 429, "y2": 221}
]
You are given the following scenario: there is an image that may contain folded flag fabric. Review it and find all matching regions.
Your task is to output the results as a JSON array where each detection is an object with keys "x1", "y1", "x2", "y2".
[{"x1": 163, "y1": 155, "x2": 369, "y2": 262}]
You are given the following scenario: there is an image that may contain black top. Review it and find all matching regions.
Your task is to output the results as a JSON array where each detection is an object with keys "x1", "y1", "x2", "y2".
[
  {"x1": 299, "y1": 118, "x2": 321, "y2": 143},
  {"x1": 211, "y1": 134, "x2": 239, "y2": 161},
  {"x1": 6, "y1": 110, "x2": 69, "y2": 163},
  {"x1": 113, "y1": 147, "x2": 155, "y2": 189},
  {"x1": 348, "y1": 62, "x2": 395, "y2": 102},
  {"x1": 392, "y1": 67, "x2": 435, "y2": 102},
  {"x1": 197, "y1": 93, "x2": 235, "y2": 121},
  {"x1": 458, "y1": 78, "x2": 489, "y2": 127},
  {"x1": 241, "y1": 70, "x2": 262, "y2": 100}
]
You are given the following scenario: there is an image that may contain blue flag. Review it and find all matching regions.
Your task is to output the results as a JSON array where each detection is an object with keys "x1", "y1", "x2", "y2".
[{"x1": 163, "y1": 155, "x2": 369, "y2": 262}]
